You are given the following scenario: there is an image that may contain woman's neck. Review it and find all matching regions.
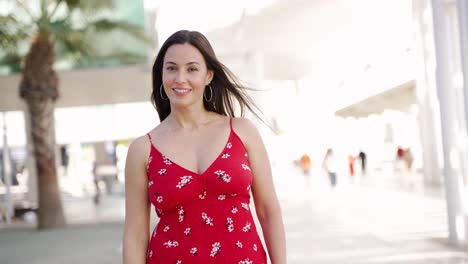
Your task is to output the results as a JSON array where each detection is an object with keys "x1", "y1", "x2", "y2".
[{"x1": 166, "y1": 108, "x2": 216, "y2": 130}]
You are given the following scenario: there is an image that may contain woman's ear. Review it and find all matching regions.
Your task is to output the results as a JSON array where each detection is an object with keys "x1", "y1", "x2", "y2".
[{"x1": 206, "y1": 70, "x2": 214, "y2": 85}]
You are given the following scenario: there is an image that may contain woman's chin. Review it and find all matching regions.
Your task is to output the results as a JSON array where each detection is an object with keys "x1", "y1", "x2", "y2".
[{"x1": 169, "y1": 98, "x2": 202, "y2": 108}]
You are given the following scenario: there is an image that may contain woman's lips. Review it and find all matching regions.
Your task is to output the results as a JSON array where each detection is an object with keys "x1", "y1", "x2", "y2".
[{"x1": 172, "y1": 88, "x2": 191, "y2": 96}]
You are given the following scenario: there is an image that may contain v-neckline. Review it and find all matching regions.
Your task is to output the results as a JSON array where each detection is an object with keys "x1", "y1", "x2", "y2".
[{"x1": 150, "y1": 127, "x2": 232, "y2": 176}]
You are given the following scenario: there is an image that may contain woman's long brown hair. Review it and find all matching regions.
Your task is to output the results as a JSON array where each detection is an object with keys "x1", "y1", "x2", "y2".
[{"x1": 151, "y1": 30, "x2": 266, "y2": 124}]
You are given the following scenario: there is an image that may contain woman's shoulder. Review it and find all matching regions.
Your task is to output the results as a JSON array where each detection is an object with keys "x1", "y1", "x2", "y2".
[
  {"x1": 231, "y1": 116, "x2": 257, "y2": 131},
  {"x1": 127, "y1": 133, "x2": 152, "y2": 161},
  {"x1": 231, "y1": 117, "x2": 261, "y2": 146}
]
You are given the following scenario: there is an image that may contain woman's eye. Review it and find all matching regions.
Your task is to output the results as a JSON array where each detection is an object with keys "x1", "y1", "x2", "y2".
[
  {"x1": 188, "y1": 68, "x2": 198, "y2": 72},
  {"x1": 166, "y1": 66, "x2": 175, "y2": 71}
]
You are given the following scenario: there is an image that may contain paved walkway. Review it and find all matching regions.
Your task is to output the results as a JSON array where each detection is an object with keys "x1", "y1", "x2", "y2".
[{"x1": 1, "y1": 164, "x2": 467, "y2": 264}]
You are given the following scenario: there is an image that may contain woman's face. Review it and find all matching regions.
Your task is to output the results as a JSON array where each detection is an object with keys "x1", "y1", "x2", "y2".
[{"x1": 162, "y1": 43, "x2": 213, "y2": 108}]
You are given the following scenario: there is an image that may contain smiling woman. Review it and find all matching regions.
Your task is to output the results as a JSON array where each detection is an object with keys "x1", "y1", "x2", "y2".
[{"x1": 122, "y1": 30, "x2": 287, "y2": 264}]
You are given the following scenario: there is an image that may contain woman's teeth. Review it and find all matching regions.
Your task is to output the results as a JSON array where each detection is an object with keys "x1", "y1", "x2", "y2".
[{"x1": 173, "y1": 88, "x2": 191, "y2": 95}]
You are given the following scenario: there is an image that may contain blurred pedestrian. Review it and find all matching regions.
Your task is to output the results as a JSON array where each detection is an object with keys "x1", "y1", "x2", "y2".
[
  {"x1": 358, "y1": 150, "x2": 367, "y2": 176},
  {"x1": 348, "y1": 154, "x2": 355, "y2": 181},
  {"x1": 299, "y1": 153, "x2": 312, "y2": 187},
  {"x1": 299, "y1": 153, "x2": 311, "y2": 175},
  {"x1": 322, "y1": 148, "x2": 337, "y2": 187},
  {"x1": 403, "y1": 148, "x2": 414, "y2": 172},
  {"x1": 395, "y1": 146, "x2": 405, "y2": 172},
  {"x1": 92, "y1": 161, "x2": 101, "y2": 205}
]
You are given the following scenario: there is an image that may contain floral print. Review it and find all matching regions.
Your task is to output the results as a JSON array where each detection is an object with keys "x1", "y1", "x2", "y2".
[
  {"x1": 155, "y1": 192, "x2": 163, "y2": 203},
  {"x1": 177, "y1": 206, "x2": 185, "y2": 222},
  {"x1": 242, "y1": 222, "x2": 252, "y2": 232},
  {"x1": 202, "y1": 212, "x2": 214, "y2": 226},
  {"x1": 198, "y1": 190, "x2": 207, "y2": 200},
  {"x1": 236, "y1": 240, "x2": 243, "y2": 248},
  {"x1": 163, "y1": 239, "x2": 179, "y2": 248},
  {"x1": 226, "y1": 217, "x2": 234, "y2": 232},
  {"x1": 145, "y1": 119, "x2": 266, "y2": 263},
  {"x1": 214, "y1": 170, "x2": 231, "y2": 183},
  {"x1": 176, "y1": 176, "x2": 193, "y2": 189},
  {"x1": 210, "y1": 242, "x2": 221, "y2": 257}
]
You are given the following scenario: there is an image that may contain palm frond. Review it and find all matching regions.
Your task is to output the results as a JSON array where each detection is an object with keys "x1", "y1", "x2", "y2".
[
  {"x1": 2, "y1": 0, "x2": 150, "y2": 73},
  {"x1": 63, "y1": 0, "x2": 115, "y2": 14},
  {"x1": 0, "y1": 14, "x2": 32, "y2": 53},
  {"x1": 87, "y1": 18, "x2": 152, "y2": 44},
  {"x1": 0, "y1": 52, "x2": 22, "y2": 72},
  {"x1": 14, "y1": 0, "x2": 36, "y2": 21},
  {"x1": 49, "y1": 15, "x2": 151, "y2": 66},
  {"x1": 54, "y1": 29, "x2": 94, "y2": 60}
]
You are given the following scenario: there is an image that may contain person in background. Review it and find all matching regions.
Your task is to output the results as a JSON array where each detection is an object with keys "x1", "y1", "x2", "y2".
[
  {"x1": 347, "y1": 154, "x2": 355, "y2": 182},
  {"x1": 403, "y1": 148, "x2": 414, "y2": 174},
  {"x1": 322, "y1": 148, "x2": 337, "y2": 188},
  {"x1": 358, "y1": 150, "x2": 367, "y2": 176},
  {"x1": 92, "y1": 161, "x2": 101, "y2": 205},
  {"x1": 299, "y1": 153, "x2": 312, "y2": 187},
  {"x1": 299, "y1": 153, "x2": 311, "y2": 175}
]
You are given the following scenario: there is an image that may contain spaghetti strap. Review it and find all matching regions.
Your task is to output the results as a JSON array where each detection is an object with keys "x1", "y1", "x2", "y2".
[
  {"x1": 229, "y1": 117, "x2": 233, "y2": 130},
  {"x1": 147, "y1": 133, "x2": 153, "y2": 143}
]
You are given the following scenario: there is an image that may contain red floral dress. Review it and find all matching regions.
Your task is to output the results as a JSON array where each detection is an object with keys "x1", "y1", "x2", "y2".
[{"x1": 146, "y1": 119, "x2": 267, "y2": 264}]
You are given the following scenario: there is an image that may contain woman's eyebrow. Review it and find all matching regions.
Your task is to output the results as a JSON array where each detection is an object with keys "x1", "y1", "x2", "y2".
[{"x1": 164, "y1": 61, "x2": 200, "y2": 65}]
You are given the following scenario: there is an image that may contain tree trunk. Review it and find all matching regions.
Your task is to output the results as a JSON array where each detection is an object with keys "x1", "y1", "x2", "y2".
[{"x1": 19, "y1": 35, "x2": 65, "y2": 229}]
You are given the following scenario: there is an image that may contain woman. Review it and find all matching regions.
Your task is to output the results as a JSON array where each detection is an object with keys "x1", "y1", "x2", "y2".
[{"x1": 123, "y1": 30, "x2": 286, "y2": 264}]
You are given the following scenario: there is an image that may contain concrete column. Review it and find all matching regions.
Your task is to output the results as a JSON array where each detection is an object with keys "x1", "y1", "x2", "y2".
[
  {"x1": 457, "y1": 0, "x2": 468, "y2": 156},
  {"x1": 413, "y1": 0, "x2": 443, "y2": 186},
  {"x1": 431, "y1": 0, "x2": 468, "y2": 245}
]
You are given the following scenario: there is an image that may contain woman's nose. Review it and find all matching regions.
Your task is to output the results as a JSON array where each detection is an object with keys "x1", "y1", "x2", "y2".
[{"x1": 174, "y1": 71, "x2": 186, "y2": 83}]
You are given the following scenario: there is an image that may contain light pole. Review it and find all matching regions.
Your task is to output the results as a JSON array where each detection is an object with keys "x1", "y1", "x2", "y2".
[{"x1": 2, "y1": 112, "x2": 13, "y2": 224}]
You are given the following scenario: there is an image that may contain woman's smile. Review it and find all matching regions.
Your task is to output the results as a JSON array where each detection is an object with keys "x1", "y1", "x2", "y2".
[{"x1": 172, "y1": 87, "x2": 192, "y2": 96}]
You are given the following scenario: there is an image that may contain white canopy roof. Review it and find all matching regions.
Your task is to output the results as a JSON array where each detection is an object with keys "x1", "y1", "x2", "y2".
[{"x1": 207, "y1": 0, "x2": 413, "y2": 80}]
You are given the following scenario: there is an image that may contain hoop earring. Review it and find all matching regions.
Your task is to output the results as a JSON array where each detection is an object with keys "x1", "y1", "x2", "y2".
[
  {"x1": 160, "y1": 84, "x2": 168, "y2": 100},
  {"x1": 204, "y1": 85, "x2": 213, "y2": 102}
]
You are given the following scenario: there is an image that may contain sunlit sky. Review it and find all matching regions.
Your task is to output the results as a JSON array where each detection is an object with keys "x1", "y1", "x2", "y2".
[{"x1": 144, "y1": 0, "x2": 277, "y2": 43}]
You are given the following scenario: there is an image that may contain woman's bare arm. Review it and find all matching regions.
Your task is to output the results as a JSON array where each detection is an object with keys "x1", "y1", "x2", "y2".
[
  {"x1": 123, "y1": 136, "x2": 151, "y2": 264},
  {"x1": 233, "y1": 118, "x2": 287, "y2": 264}
]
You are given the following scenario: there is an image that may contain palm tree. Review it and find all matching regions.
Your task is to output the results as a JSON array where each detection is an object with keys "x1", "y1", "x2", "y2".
[{"x1": 0, "y1": 0, "x2": 151, "y2": 229}]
